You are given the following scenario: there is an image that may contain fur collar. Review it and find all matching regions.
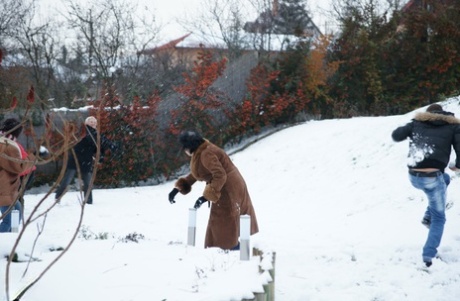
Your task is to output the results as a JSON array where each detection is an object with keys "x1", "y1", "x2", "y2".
[
  {"x1": 414, "y1": 111, "x2": 460, "y2": 125},
  {"x1": 190, "y1": 140, "x2": 210, "y2": 174},
  {"x1": 0, "y1": 136, "x2": 21, "y2": 153},
  {"x1": 193, "y1": 140, "x2": 209, "y2": 156}
]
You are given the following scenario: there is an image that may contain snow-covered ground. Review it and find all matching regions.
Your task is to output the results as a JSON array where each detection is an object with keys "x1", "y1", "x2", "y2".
[{"x1": 2, "y1": 97, "x2": 460, "y2": 301}]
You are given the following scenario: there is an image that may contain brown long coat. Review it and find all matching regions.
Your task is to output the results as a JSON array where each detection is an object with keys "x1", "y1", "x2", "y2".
[
  {"x1": 0, "y1": 137, "x2": 35, "y2": 206},
  {"x1": 175, "y1": 140, "x2": 259, "y2": 249}
]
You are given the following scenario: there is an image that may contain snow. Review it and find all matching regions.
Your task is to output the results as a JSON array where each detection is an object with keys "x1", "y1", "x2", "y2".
[{"x1": 2, "y1": 96, "x2": 460, "y2": 300}]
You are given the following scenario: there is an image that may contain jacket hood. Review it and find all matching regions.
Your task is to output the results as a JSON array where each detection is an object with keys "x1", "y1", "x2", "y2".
[{"x1": 413, "y1": 111, "x2": 460, "y2": 126}]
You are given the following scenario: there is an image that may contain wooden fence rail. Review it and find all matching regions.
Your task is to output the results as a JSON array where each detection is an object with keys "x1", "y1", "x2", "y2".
[{"x1": 242, "y1": 248, "x2": 276, "y2": 301}]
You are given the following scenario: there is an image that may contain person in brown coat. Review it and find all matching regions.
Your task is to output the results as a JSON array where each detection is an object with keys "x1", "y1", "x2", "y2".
[
  {"x1": 0, "y1": 131, "x2": 36, "y2": 232},
  {"x1": 168, "y1": 130, "x2": 259, "y2": 250}
]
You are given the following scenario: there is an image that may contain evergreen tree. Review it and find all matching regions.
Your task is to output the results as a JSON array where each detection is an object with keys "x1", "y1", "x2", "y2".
[
  {"x1": 328, "y1": 0, "x2": 394, "y2": 116},
  {"x1": 275, "y1": 0, "x2": 313, "y2": 36},
  {"x1": 383, "y1": 0, "x2": 460, "y2": 111}
]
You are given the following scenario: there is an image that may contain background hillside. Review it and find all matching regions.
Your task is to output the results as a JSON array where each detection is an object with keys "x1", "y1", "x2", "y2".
[{"x1": 2, "y1": 96, "x2": 460, "y2": 300}]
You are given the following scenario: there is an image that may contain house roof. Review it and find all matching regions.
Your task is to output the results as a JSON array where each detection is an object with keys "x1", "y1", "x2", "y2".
[
  {"x1": 401, "y1": 0, "x2": 453, "y2": 13},
  {"x1": 137, "y1": 32, "x2": 229, "y2": 56},
  {"x1": 154, "y1": 33, "x2": 193, "y2": 51},
  {"x1": 137, "y1": 33, "x2": 193, "y2": 56},
  {"x1": 402, "y1": 0, "x2": 416, "y2": 12}
]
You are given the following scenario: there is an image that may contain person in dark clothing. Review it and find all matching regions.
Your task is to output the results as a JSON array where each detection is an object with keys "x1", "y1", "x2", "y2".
[
  {"x1": 55, "y1": 116, "x2": 114, "y2": 205},
  {"x1": 392, "y1": 103, "x2": 460, "y2": 267}
]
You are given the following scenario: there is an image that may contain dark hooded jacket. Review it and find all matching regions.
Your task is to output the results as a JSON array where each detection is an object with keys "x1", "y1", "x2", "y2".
[
  {"x1": 67, "y1": 125, "x2": 114, "y2": 173},
  {"x1": 392, "y1": 110, "x2": 460, "y2": 171}
]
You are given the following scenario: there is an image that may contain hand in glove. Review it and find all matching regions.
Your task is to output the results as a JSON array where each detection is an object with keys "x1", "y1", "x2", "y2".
[
  {"x1": 194, "y1": 196, "x2": 208, "y2": 209},
  {"x1": 168, "y1": 188, "x2": 179, "y2": 204}
]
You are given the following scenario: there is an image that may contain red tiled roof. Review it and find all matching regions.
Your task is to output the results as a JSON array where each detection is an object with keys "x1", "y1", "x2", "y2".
[
  {"x1": 138, "y1": 33, "x2": 192, "y2": 55},
  {"x1": 402, "y1": 0, "x2": 416, "y2": 12}
]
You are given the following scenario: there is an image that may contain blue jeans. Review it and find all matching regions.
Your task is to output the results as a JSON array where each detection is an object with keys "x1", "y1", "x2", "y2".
[
  {"x1": 409, "y1": 172, "x2": 449, "y2": 262},
  {"x1": 0, "y1": 202, "x2": 22, "y2": 232},
  {"x1": 423, "y1": 174, "x2": 450, "y2": 220},
  {"x1": 55, "y1": 168, "x2": 94, "y2": 204}
]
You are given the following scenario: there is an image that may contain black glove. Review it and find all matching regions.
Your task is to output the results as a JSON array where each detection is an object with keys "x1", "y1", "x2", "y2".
[
  {"x1": 168, "y1": 188, "x2": 179, "y2": 204},
  {"x1": 194, "y1": 196, "x2": 208, "y2": 209}
]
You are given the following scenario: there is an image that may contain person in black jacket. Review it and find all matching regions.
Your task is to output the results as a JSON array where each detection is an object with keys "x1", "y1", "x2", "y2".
[
  {"x1": 392, "y1": 103, "x2": 460, "y2": 267},
  {"x1": 55, "y1": 116, "x2": 114, "y2": 205}
]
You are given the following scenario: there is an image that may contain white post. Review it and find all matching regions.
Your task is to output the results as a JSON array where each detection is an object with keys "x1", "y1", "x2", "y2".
[
  {"x1": 187, "y1": 208, "x2": 197, "y2": 246},
  {"x1": 240, "y1": 214, "x2": 251, "y2": 261},
  {"x1": 11, "y1": 209, "x2": 20, "y2": 233}
]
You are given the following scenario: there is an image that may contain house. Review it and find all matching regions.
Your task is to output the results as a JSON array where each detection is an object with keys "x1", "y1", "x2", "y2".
[
  {"x1": 138, "y1": 1, "x2": 323, "y2": 68},
  {"x1": 402, "y1": 0, "x2": 454, "y2": 12},
  {"x1": 397, "y1": 0, "x2": 455, "y2": 37},
  {"x1": 402, "y1": 0, "x2": 422, "y2": 11},
  {"x1": 137, "y1": 32, "x2": 232, "y2": 70},
  {"x1": 137, "y1": 32, "x2": 260, "y2": 129},
  {"x1": 136, "y1": 1, "x2": 323, "y2": 126}
]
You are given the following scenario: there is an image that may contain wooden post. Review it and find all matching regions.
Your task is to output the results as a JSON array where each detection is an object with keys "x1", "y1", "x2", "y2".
[
  {"x1": 241, "y1": 248, "x2": 276, "y2": 301},
  {"x1": 240, "y1": 215, "x2": 250, "y2": 261},
  {"x1": 254, "y1": 292, "x2": 266, "y2": 301},
  {"x1": 253, "y1": 248, "x2": 263, "y2": 257},
  {"x1": 187, "y1": 208, "x2": 197, "y2": 246},
  {"x1": 268, "y1": 252, "x2": 276, "y2": 301},
  {"x1": 241, "y1": 292, "x2": 265, "y2": 301}
]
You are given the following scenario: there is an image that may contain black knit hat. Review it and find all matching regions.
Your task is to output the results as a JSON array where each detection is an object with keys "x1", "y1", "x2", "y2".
[
  {"x1": 426, "y1": 104, "x2": 443, "y2": 113},
  {"x1": 179, "y1": 130, "x2": 205, "y2": 153},
  {"x1": 0, "y1": 118, "x2": 23, "y2": 138}
]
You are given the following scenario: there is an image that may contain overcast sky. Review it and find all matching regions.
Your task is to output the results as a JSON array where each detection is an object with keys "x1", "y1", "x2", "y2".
[{"x1": 37, "y1": 0, "x2": 335, "y2": 43}]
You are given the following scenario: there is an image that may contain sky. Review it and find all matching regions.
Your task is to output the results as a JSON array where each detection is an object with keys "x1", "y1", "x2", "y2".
[
  {"x1": 36, "y1": 0, "x2": 335, "y2": 44},
  {"x1": 2, "y1": 96, "x2": 460, "y2": 300}
]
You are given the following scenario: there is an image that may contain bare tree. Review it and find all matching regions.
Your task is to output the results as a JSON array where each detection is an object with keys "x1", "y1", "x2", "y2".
[
  {"x1": 0, "y1": 0, "x2": 34, "y2": 43},
  {"x1": 64, "y1": 0, "x2": 160, "y2": 101},
  {"x1": 12, "y1": 18, "x2": 61, "y2": 102},
  {"x1": 181, "y1": 0, "x2": 252, "y2": 60},
  {"x1": 245, "y1": 0, "x2": 280, "y2": 54},
  {"x1": 0, "y1": 0, "x2": 60, "y2": 109},
  {"x1": 2, "y1": 104, "x2": 109, "y2": 301},
  {"x1": 112, "y1": 4, "x2": 161, "y2": 100}
]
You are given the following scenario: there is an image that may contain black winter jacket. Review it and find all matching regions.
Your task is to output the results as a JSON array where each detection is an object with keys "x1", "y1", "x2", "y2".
[
  {"x1": 392, "y1": 110, "x2": 460, "y2": 171},
  {"x1": 67, "y1": 126, "x2": 114, "y2": 173}
]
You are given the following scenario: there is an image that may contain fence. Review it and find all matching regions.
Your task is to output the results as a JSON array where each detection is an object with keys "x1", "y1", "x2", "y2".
[
  {"x1": 243, "y1": 248, "x2": 276, "y2": 301},
  {"x1": 187, "y1": 212, "x2": 276, "y2": 301}
]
